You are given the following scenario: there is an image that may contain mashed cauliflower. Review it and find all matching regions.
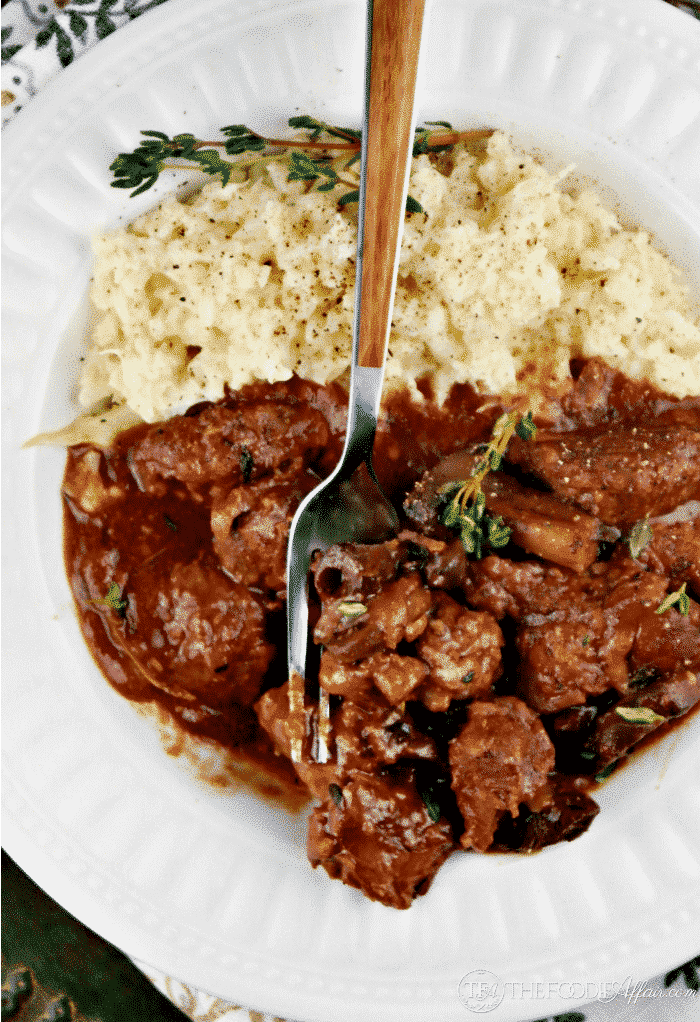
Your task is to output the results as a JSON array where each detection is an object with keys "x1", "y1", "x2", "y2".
[{"x1": 81, "y1": 132, "x2": 700, "y2": 423}]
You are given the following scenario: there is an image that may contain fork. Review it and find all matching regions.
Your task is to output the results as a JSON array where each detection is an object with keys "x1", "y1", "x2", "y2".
[{"x1": 285, "y1": 0, "x2": 427, "y2": 763}]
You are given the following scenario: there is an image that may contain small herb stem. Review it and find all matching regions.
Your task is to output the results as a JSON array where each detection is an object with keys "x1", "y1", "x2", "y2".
[{"x1": 455, "y1": 411, "x2": 519, "y2": 512}]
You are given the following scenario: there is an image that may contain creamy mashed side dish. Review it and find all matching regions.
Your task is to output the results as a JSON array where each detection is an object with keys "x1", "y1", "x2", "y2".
[{"x1": 82, "y1": 132, "x2": 700, "y2": 422}]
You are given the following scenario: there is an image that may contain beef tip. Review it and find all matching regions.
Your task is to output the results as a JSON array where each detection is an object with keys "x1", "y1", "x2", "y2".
[
  {"x1": 508, "y1": 422, "x2": 700, "y2": 527},
  {"x1": 255, "y1": 682, "x2": 438, "y2": 802},
  {"x1": 332, "y1": 700, "x2": 438, "y2": 771},
  {"x1": 449, "y1": 696, "x2": 555, "y2": 852},
  {"x1": 255, "y1": 682, "x2": 336, "y2": 802},
  {"x1": 628, "y1": 594, "x2": 700, "y2": 676},
  {"x1": 586, "y1": 669, "x2": 700, "y2": 770},
  {"x1": 358, "y1": 705, "x2": 438, "y2": 765},
  {"x1": 635, "y1": 509, "x2": 700, "y2": 598},
  {"x1": 318, "y1": 651, "x2": 377, "y2": 703},
  {"x1": 314, "y1": 572, "x2": 432, "y2": 663},
  {"x1": 483, "y1": 473, "x2": 612, "y2": 573},
  {"x1": 516, "y1": 562, "x2": 668, "y2": 714},
  {"x1": 462, "y1": 555, "x2": 596, "y2": 622},
  {"x1": 211, "y1": 470, "x2": 319, "y2": 597},
  {"x1": 415, "y1": 593, "x2": 503, "y2": 712},
  {"x1": 311, "y1": 539, "x2": 408, "y2": 601},
  {"x1": 492, "y1": 779, "x2": 599, "y2": 851},
  {"x1": 515, "y1": 608, "x2": 611, "y2": 714},
  {"x1": 116, "y1": 555, "x2": 273, "y2": 706},
  {"x1": 320, "y1": 650, "x2": 429, "y2": 706},
  {"x1": 405, "y1": 451, "x2": 608, "y2": 572},
  {"x1": 307, "y1": 770, "x2": 455, "y2": 909},
  {"x1": 124, "y1": 399, "x2": 330, "y2": 496}
]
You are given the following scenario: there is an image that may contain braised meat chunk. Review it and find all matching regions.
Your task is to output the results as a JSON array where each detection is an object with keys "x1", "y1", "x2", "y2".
[
  {"x1": 415, "y1": 593, "x2": 503, "y2": 712},
  {"x1": 211, "y1": 471, "x2": 319, "y2": 597},
  {"x1": 507, "y1": 422, "x2": 700, "y2": 526},
  {"x1": 635, "y1": 510, "x2": 700, "y2": 598},
  {"x1": 118, "y1": 555, "x2": 273, "y2": 707},
  {"x1": 314, "y1": 571, "x2": 432, "y2": 663},
  {"x1": 255, "y1": 680, "x2": 438, "y2": 803},
  {"x1": 307, "y1": 770, "x2": 455, "y2": 909},
  {"x1": 449, "y1": 697, "x2": 555, "y2": 852},
  {"x1": 461, "y1": 555, "x2": 596, "y2": 622},
  {"x1": 405, "y1": 450, "x2": 609, "y2": 572},
  {"x1": 586, "y1": 668, "x2": 700, "y2": 771},
  {"x1": 492, "y1": 779, "x2": 599, "y2": 851},
  {"x1": 125, "y1": 398, "x2": 330, "y2": 496}
]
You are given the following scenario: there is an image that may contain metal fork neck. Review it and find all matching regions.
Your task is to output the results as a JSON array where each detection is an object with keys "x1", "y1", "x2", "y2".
[{"x1": 342, "y1": 363, "x2": 385, "y2": 472}]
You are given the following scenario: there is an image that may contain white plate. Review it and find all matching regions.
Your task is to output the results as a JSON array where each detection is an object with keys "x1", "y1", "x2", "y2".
[{"x1": 3, "y1": 1, "x2": 700, "y2": 1020}]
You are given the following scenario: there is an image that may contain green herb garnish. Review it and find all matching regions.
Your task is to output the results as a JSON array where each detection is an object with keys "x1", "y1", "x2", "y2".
[
  {"x1": 461, "y1": 671, "x2": 475, "y2": 686},
  {"x1": 438, "y1": 411, "x2": 536, "y2": 558},
  {"x1": 338, "y1": 601, "x2": 367, "y2": 618},
  {"x1": 240, "y1": 446, "x2": 254, "y2": 484},
  {"x1": 656, "y1": 583, "x2": 690, "y2": 616},
  {"x1": 109, "y1": 117, "x2": 492, "y2": 209},
  {"x1": 417, "y1": 779, "x2": 445, "y2": 823},
  {"x1": 614, "y1": 706, "x2": 666, "y2": 726},
  {"x1": 328, "y1": 783, "x2": 344, "y2": 807},
  {"x1": 514, "y1": 410, "x2": 537, "y2": 441},
  {"x1": 627, "y1": 518, "x2": 653, "y2": 558},
  {"x1": 102, "y1": 582, "x2": 127, "y2": 618},
  {"x1": 594, "y1": 762, "x2": 616, "y2": 784},
  {"x1": 629, "y1": 666, "x2": 657, "y2": 687}
]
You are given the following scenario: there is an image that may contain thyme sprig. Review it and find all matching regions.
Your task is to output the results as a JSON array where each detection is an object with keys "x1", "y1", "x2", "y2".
[
  {"x1": 437, "y1": 411, "x2": 536, "y2": 558},
  {"x1": 109, "y1": 116, "x2": 493, "y2": 205}
]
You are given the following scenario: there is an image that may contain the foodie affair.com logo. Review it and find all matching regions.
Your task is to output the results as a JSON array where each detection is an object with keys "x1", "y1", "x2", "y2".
[{"x1": 457, "y1": 970, "x2": 700, "y2": 1013}]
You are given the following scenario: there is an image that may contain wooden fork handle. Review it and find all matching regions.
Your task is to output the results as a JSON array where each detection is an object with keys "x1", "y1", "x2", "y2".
[{"x1": 357, "y1": 0, "x2": 426, "y2": 368}]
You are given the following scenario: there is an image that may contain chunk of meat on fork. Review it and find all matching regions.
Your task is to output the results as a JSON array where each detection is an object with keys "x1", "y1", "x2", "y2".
[{"x1": 314, "y1": 572, "x2": 432, "y2": 663}]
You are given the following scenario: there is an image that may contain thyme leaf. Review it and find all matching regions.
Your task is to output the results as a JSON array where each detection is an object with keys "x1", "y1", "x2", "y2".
[
  {"x1": 240, "y1": 446, "x2": 254, "y2": 483},
  {"x1": 656, "y1": 582, "x2": 690, "y2": 616},
  {"x1": 514, "y1": 410, "x2": 537, "y2": 440},
  {"x1": 338, "y1": 601, "x2": 367, "y2": 618},
  {"x1": 417, "y1": 776, "x2": 447, "y2": 823},
  {"x1": 101, "y1": 582, "x2": 127, "y2": 618},
  {"x1": 615, "y1": 706, "x2": 666, "y2": 726},
  {"x1": 627, "y1": 518, "x2": 653, "y2": 558},
  {"x1": 594, "y1": 762, "x2": 616, "y2": 784}
]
